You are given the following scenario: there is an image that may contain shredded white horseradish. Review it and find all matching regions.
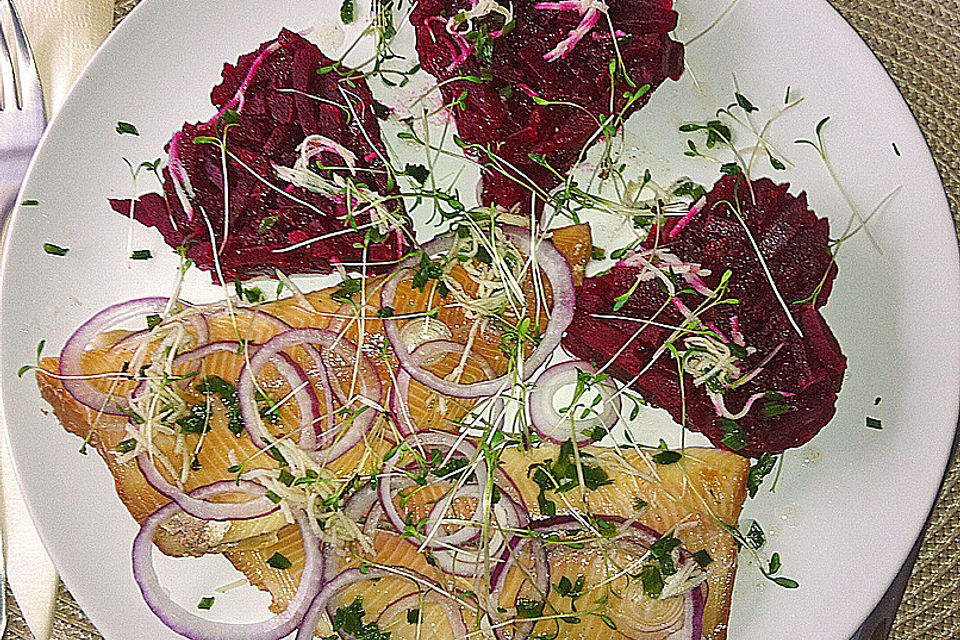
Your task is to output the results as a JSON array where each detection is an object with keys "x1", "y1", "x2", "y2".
[{"x1": 448, "y1": 0, "x2": 514, "y2": 35}]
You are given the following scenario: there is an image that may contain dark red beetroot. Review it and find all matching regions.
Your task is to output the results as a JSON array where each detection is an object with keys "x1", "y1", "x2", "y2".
[
  {"x1": 562, "y1": 176, "x2": 846, "y2": 456},
  {"x1": 410, "y1": 0, "x2": 683, "y2": 214},
  {"x1": 111, "y1": 30, "x2": 411, "y2": 283}
]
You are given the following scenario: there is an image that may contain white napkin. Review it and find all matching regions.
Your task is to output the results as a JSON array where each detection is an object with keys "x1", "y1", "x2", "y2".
[{"x1": 1, "y1": 2, "x2": 114, "y2": 638}]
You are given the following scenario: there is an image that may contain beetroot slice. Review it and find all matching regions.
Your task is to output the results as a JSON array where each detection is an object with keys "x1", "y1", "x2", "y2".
[
  {"x1": 410, "y1": 0, "x2": 683, "y2": 215},
  {"x1": 562, "y1": 176, "x2": 846, "y2": 456},
  {"x1": 111, "y1": 30, "x2": 411, "y2": 283}
]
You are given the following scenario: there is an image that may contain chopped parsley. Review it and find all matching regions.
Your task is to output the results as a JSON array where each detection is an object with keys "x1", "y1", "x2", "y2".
[
  {"x1": 115, "y1": 439, "x2": 136, "y2": 454},
  {"x1": 267, "y1": 552, "x2": 292, "y2": 570},
  {"x1": 197, "y1": 596, "x2": 215, "y2": 610},
  {"x1": 340, "y1": 0, "x2": 355, "y2": 23},
  {"x1": 747, "y1": 453, "x2": 778, "y2": 498},
  {"x1": 330, "y1": 597, "x2": 390, "y2": 640},
  {"x1": 410, "y1": 252, "x2": 448, "y2": 296},
  {"x1": 193, "y1": 375, "x2": 245, "y2": 435},
  {"x1": 515, "y1": 597, "x2": 543, "y2": 619},
  {"x1": 116, "y1": 121, "x2": 140, "y2": 136},
  {"x1": 652, "y1": 450, "x2": 682, "y2": 465},
  {"x1": 42, "y1": 243, "x2": 69, "y2": 256},
  {"x1": 717, "y1": 418, "x2": 746, "y2": 451},
  {"x1": 404, "y1": 163, "x2": 430, "y2": 185},
  {"x1": 640, "y1": 564, "x2": 665, "y2": 598},
  {"x1": 331, "y1": 278, "x2": 363, "y2": 303},
  {"x1": 529, "y1": 440, "x2": 612, "y2": 516}
]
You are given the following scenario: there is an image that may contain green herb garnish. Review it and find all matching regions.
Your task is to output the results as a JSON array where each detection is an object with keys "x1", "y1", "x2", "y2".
[
  {"x1": 267, "y1": 552, "x2": 291, "y2": 570},
  {"x1": 43, "y1": 243, "x2": 69, "y2": 256},
  {"x1": 116, "y1": 121, "x2": 140, "y2": 136}
]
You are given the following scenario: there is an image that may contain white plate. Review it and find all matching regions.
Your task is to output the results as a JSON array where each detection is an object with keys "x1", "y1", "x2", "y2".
[{"x1": 1, "y1": 0, "x2": 957, "y2": 638}]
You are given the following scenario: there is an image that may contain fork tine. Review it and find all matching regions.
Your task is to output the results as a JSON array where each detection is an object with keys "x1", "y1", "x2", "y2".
[
  {"x1": 5, "y1": 0, "x2": 42, "y2": 117},
  {"x1": 0, "y1": 4, "x2": 15, "y2": 111}
]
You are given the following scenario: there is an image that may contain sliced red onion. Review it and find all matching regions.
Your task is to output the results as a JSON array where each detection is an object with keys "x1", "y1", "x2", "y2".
[
  {"x1": 60, "y1": 298, "x2": 185, "y2": 415},
  {"x1": 129, "y1": 340, "x2": 248, "y2": 400},
  {"x1": 376, "y1": 591, "x2": 469, "y2": 639},
  {"x1": 296, "y1": 567, "x2": 467, "y2": 640},
  {"x1": 268, "y1": 352, "x2": 323, "y2": 450},
  {"x1": 378, "y1": 431, "x2": 487, "y2": 549},
  {"x1": 424, "y1": 485, "x2": 525, "y2": 577},
  {"x1": 488, "y1": 533, "x2": 550, "y2": 640},
  {"x1": 380, "y1": 226, "x2": 575, "y2": 398},
  {"x1": 526, "y1": 516, "x2": 706, "y2": 639},
  {"x1": 132, "y1": 482, "x2": 324, "y2": 640},
  {"x1": 389, "y1": 340, "x2": 499, "y2": 437},
  {"x1": 135, "y1": 456, "x2": 279, "y2": 522},
  {"x1": 529, "y1": 360, "x2": 621, "y2": 445},
  {"x1": 238, "y1": 328, "x2": 381, "y2": 465}
]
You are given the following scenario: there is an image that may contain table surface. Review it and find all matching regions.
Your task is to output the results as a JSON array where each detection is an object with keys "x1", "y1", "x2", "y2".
[{"x1": 3, "y1": 0, "x2": 960, "y2": 638}]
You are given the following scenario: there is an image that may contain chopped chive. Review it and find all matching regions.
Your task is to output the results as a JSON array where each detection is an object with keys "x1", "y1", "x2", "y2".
[
  {"x1": 130, "y1": 249, "x2": 153, "y2": 260},
  {"x1": 866, "y1": 416, "x2": 883, "y2": 430},
  {"x1": 21, "y1": 199, "x2": 38, "y2": 206},
  {"x1": 197, "y1": 596, "x2": 215, "y2": 610}
]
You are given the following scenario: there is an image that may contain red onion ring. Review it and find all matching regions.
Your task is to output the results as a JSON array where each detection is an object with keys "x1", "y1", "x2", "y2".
[
  {"x1": 135, "y1": 454, "x2": 279, "y2": 522},
  {"x1": 424, "y1": 486, "x2": 525, "y2": 578},
  {"x1": 378, "y1": 431, "x2": 487, "y2": 549},
  {"x1": 295, "y1": 567, "x2": 467, "y2": 640},
  {"x1": 132, "y1": 481, "x2": 324, "y2": 640},
  {"x1": 129, "y1": 340, "x2": 281, "y2": 520},
  {"x1": 488, "y1": 533, "x2": 551, "y2": 640},
  {"x1": 527, "y1": 516, "x2": 706, "y2": 639},
  {"x1": 388, "y1": 340, "x2": 499, "y2": 437},
  {"x1": 375, "y1": 590, "x2": 469, "y2": 639},
  {"x1": 106, "y1": 309, "x2": 208, "y2": 355},
  {"x1": 529, "y1": 360, "x2": 621, "y2": 445},
  {"x1": 129, "y1": 340, "x2": 247, "y2": 400},
  {"x1": 380, "y1": 226, "x2": 575, "y2": 398},
  {"x1": 238, "y1": 328, "x2": 381, "y2": 465},
  {"x1": 60, "y1": 298, "x2": 189, "y2": 415}
]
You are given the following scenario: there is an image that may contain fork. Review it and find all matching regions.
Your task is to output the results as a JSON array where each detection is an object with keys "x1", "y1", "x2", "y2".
[{"x1": 0, "y1": 0, "x2": 46, "y2": 222}]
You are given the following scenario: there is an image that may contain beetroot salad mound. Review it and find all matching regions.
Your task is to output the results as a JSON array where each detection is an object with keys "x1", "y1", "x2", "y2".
[
  {"x1": 111, "y1": 30, "x2": 412, "y2": 283},
  {"x1": 562, "y1": 176, "x2": 847, "y2": 456},
  {"x1": 410, "y1": 0, "x2": 684, "y2": 215}
]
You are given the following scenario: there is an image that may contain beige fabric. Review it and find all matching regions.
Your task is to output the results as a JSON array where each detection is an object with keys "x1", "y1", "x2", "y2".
[{"x1": 2, "y1": 0, "x2": 959, "y2": 638}]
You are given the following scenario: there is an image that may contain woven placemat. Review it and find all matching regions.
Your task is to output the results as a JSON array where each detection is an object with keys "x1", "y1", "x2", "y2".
[{"x1": 3, "y1": 0, "x2": 959, "y2": 638}]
